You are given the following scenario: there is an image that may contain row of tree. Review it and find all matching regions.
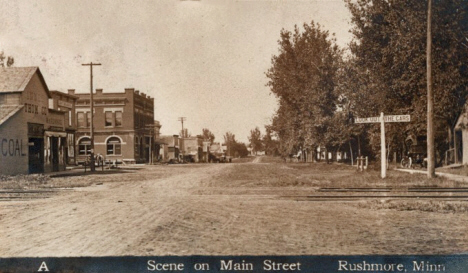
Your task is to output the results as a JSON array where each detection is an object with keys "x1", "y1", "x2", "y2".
[{"x1": 265, "y1": 0, "x2": 468, "y2": 163}]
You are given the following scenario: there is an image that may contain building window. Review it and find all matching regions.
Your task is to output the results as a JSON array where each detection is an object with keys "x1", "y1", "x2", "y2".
[
  {"x1": 115, "y1": 111, "x2": 122, "y2": 127},
  {"x1": 68, "y1": 110, "x2": 72, "y2": 127},
  {"x1": 135, "y1": 136, "x2": 139, "y2": 156},
  {"x1": 105, "y1": 111, "x2": 113, "y2": 127},
  {"x1": 107, "y1": 137, "x2": 121, "y2": 155},
  {"x1": 77, "y1": 112, "x2": 86, "y2": 128},
  {"x1": 78, "y1": 138, "x2": 91, "y2": 155},
  {"x1": 87, "y1": 112, "x2": 91, "y2": 127}
]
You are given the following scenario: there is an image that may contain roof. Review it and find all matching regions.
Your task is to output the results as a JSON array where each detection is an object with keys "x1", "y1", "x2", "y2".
[
  {"x1": 49, "y1": 90, "x2": 79, "y2": 100},
  {"x1": 0, "y1": 67, "x2": 50, "y2": 97},
  {"x1": 0, "y1": 105, "x2": 24, "y2": 126},
  {"x1": 456, "y1": 112, "x2": 468, "y2": 130}
]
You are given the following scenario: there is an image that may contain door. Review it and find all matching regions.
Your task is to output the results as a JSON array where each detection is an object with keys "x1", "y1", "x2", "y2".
[
  {"x1": 51, "y1": 137, "x2": 59, "y2": 172},
  {"x1": 28, "y1": 138, "x2": 44, "y2": 174}
]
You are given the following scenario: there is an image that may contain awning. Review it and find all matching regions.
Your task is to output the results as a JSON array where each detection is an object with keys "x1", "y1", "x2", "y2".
[{"x1": 44, "y1": 131, "x2": 67, "y2": 137}]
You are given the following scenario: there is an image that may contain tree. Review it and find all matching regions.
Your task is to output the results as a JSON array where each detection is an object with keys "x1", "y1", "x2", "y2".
[
  {"x1": 0, "y1": 51, "x2": 14, "y2": 67},
  {"x1": 345, "y1": 0, "x2": 468, "y2": 164},
  {"x1": 223, "y1": 131, "x2": 236, "y2": 157},
  {"x1": 266, "y1": 21, "x2": 342, "y2": 157},
  {"x1": 232, "y1": 142, "x2": 249, "y2": 158},
  {"x1": 202, "y1": 128, "x2": 215, "y2": 144},
  {"x1": 248, "y1": 127, "x2": 263, "y2": 155},
  {"x1": 263, "y1": 125, "x2": 280, "y2": 156},
  {"x1": 179, "y1": 128, "x2": 191, "y2": 138}
]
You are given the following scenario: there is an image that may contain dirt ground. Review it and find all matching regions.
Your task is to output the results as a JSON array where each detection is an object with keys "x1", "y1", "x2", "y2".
[{"x1": 1, "y1": 157, "x2": 468, "y2": 257}]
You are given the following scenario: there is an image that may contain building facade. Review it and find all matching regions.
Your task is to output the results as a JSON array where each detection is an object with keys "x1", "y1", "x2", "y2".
[
  {"x1": 49, "y1": 90, "x2": 78, "y2": 165},
  {"x1": 180, "y1": 136, "x2": 203, "y2": 162},
  {"x1": 159, "y1": 135, "x2": 180, "y2": 161},
  {"x1": 0, "y1": 67, "x2": 68, "y2": 175},
  {"x1": 73, "y1": 88, "x2": 156, "y2": 164}
]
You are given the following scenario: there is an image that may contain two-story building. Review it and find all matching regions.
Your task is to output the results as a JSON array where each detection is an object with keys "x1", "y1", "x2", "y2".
[
  {"x1": 73, "y1": 88, "x2": 156, "y2": 164},
  {"x1": 180, "y1": 136, "x2": 203, "y2": 162},
  {"x1": 0, "y1": 67, "x2": 68, "y2": 175},
  {"x1": 49, "y1": 90, "x2": 78, "y2": 165}
]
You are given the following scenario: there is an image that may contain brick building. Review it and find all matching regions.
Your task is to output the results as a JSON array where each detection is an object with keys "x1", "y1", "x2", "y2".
[{"x1": 73, "y1": 88, "x2": 156, "y2": 164}]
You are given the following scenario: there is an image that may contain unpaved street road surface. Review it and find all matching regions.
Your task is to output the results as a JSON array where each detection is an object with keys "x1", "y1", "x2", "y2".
[{"x1": 1, "y1": 159, "x2": 468, "y2": 256}]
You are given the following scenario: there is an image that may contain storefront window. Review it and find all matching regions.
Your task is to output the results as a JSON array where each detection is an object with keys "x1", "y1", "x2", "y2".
[
  {"x1": 78, "y1": 138, "x2": 91, "y2": 155},
  {"x1": 107, "y1": 137, "x2": 121, "y2": 155}
]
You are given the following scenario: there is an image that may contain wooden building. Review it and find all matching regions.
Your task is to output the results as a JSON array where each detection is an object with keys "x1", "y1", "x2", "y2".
[{"x1": 0, "y1": 67, "x2": 68, "y2": 175}]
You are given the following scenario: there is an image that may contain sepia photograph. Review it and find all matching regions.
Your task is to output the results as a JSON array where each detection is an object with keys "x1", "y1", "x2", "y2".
[{"x1": 0, "y1": 0, "x2": 468, "y2": 271}]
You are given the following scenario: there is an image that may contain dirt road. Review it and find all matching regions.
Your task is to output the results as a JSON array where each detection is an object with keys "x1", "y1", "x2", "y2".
[{"x1": 1, "y1": 160, "x2": 468, "y2": 256}]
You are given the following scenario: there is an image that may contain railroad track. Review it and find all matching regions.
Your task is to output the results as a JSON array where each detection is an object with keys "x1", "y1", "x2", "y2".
[
  {"x1": 282, "y1": 187, "x2": 468, "y2": 202},
  {"x1": 0, "y1": 189, "x2": 65, "y2": 201}
]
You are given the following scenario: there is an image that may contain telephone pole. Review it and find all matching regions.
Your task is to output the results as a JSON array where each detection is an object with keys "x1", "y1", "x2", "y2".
[
  {"x1": 82, "y1": 62, "x2": 101, "y2": 172},
  {"x1": 426, "y1": 0, "x2": 435, "y2": 178},
  {"x1": 178, "y1": 117, "x2": 186, "y2": 137}
]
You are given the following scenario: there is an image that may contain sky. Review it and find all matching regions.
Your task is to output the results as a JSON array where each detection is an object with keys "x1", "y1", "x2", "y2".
[{"x1": 0, "y1": 0, "x2": 352, "y2": 143}]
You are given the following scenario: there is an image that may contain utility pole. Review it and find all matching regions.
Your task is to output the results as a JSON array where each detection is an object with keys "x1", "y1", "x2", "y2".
[
  {"x1": 178, "y1": 117, "x2": 186, "y2": 137},
  {"x1": 82, "y1": 62, "x2": 101, "y2": 172},
  {"x1": 427, "y1": 0, "x2": 435, "y2": 178}
]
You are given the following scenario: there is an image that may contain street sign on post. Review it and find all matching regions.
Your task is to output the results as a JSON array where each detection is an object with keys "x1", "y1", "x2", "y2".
[
  {"x1": 355, "y1": 113, "x2": 411, "y2": 178},
  {"x1": 355, "y1": 115, "x2": 410, "y2": 124}
]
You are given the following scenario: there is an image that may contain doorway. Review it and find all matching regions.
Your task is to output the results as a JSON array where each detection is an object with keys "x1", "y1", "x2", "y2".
[{"x1": 28, "y1": 137, "x2": 44, "y2": 174}]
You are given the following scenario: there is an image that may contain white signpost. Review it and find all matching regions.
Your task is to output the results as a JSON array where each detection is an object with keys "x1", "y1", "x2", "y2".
[{"x1": 355, "y1": 113, "x2": 411, "y2": 178}]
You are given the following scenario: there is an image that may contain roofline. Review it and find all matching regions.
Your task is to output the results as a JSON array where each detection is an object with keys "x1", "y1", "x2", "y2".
[
  {"x1": 0, "y1": 105, "x2": 24, "y2": 126},
  {"x1": 35, "y1": 67, "x2": 51, "y2": 98},
  {"x1": 49, "y1": 90, "x2": 79, "y2": 100}
]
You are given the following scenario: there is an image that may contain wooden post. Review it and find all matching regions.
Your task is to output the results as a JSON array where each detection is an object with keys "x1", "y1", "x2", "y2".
[
  {"x1": 381, "y1": 112, "x2": 386, "y2": 178},
  {"x1": 427, "y1": 0, "x2": 435, "y2": 178}
]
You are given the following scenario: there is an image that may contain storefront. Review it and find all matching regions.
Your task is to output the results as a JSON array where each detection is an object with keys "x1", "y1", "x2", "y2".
[{"x1": 0, "y1": 67, "x2": 69, "y2": 175}]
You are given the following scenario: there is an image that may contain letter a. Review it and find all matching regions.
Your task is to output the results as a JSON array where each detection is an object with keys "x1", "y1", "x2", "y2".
[{"x1": 38, "y1": 261, "x2": 49, "y2": 272}]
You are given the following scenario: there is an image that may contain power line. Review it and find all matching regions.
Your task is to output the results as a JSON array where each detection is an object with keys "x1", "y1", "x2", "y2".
[{"x1": 178, "y1": 117, "x2": 186, "y2": 135}]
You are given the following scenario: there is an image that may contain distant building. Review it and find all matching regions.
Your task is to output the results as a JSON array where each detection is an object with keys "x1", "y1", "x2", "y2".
[
  {"x1": 159, "y1": 135, "x2": 180, "y2": 161},
  {"x1": 0, "y1": 67, "x2": 68, "y2": 175},
  {"x1": 180, "y1": 136, "x2": 203, "y2": 162},
  {"x1": 73, "y1": 88, "x2": 156, "y2": 164}
]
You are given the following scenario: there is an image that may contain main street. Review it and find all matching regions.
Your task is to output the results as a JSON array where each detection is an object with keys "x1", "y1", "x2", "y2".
[{"x1": 1, "y1": 158, "x2": 468, "y2": 256}]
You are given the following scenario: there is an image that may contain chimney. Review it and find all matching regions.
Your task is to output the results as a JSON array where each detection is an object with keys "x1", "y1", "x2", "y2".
[
  {"x1": 95, "y1": 88, "x2": 103, "y2": 95},
  {"x1": 68, "y1": 89, "x2": 75, "y2": 95},
  {"x1": 124, "y1": 88, "x2": 135, "y2": 95},
  {"x1": 142, "y1": 93, "x2": 147, "y2": 98},
  {"x1": 135, "y1": 90, "x2": 140, "y2": 95}
]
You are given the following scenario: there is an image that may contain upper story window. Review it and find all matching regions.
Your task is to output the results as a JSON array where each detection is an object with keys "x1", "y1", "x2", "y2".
[
  {"x1": 105, "y1": 111, "x2": 113, "y2": 127},
  {"x1": 87, "y1": 112, "x2": 91, "y2": 127},
  {"x1": 77, "y1": 112, "x2": 86, "y2": 128},
  {"x1": 115, "y1": 111, "x2": 122, "y2": 127}
]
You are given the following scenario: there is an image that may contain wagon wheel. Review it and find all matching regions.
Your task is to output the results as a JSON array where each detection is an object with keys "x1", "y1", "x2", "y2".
[{"x1": 400, "y1": 157, "x2": 412, "y2": 168}]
